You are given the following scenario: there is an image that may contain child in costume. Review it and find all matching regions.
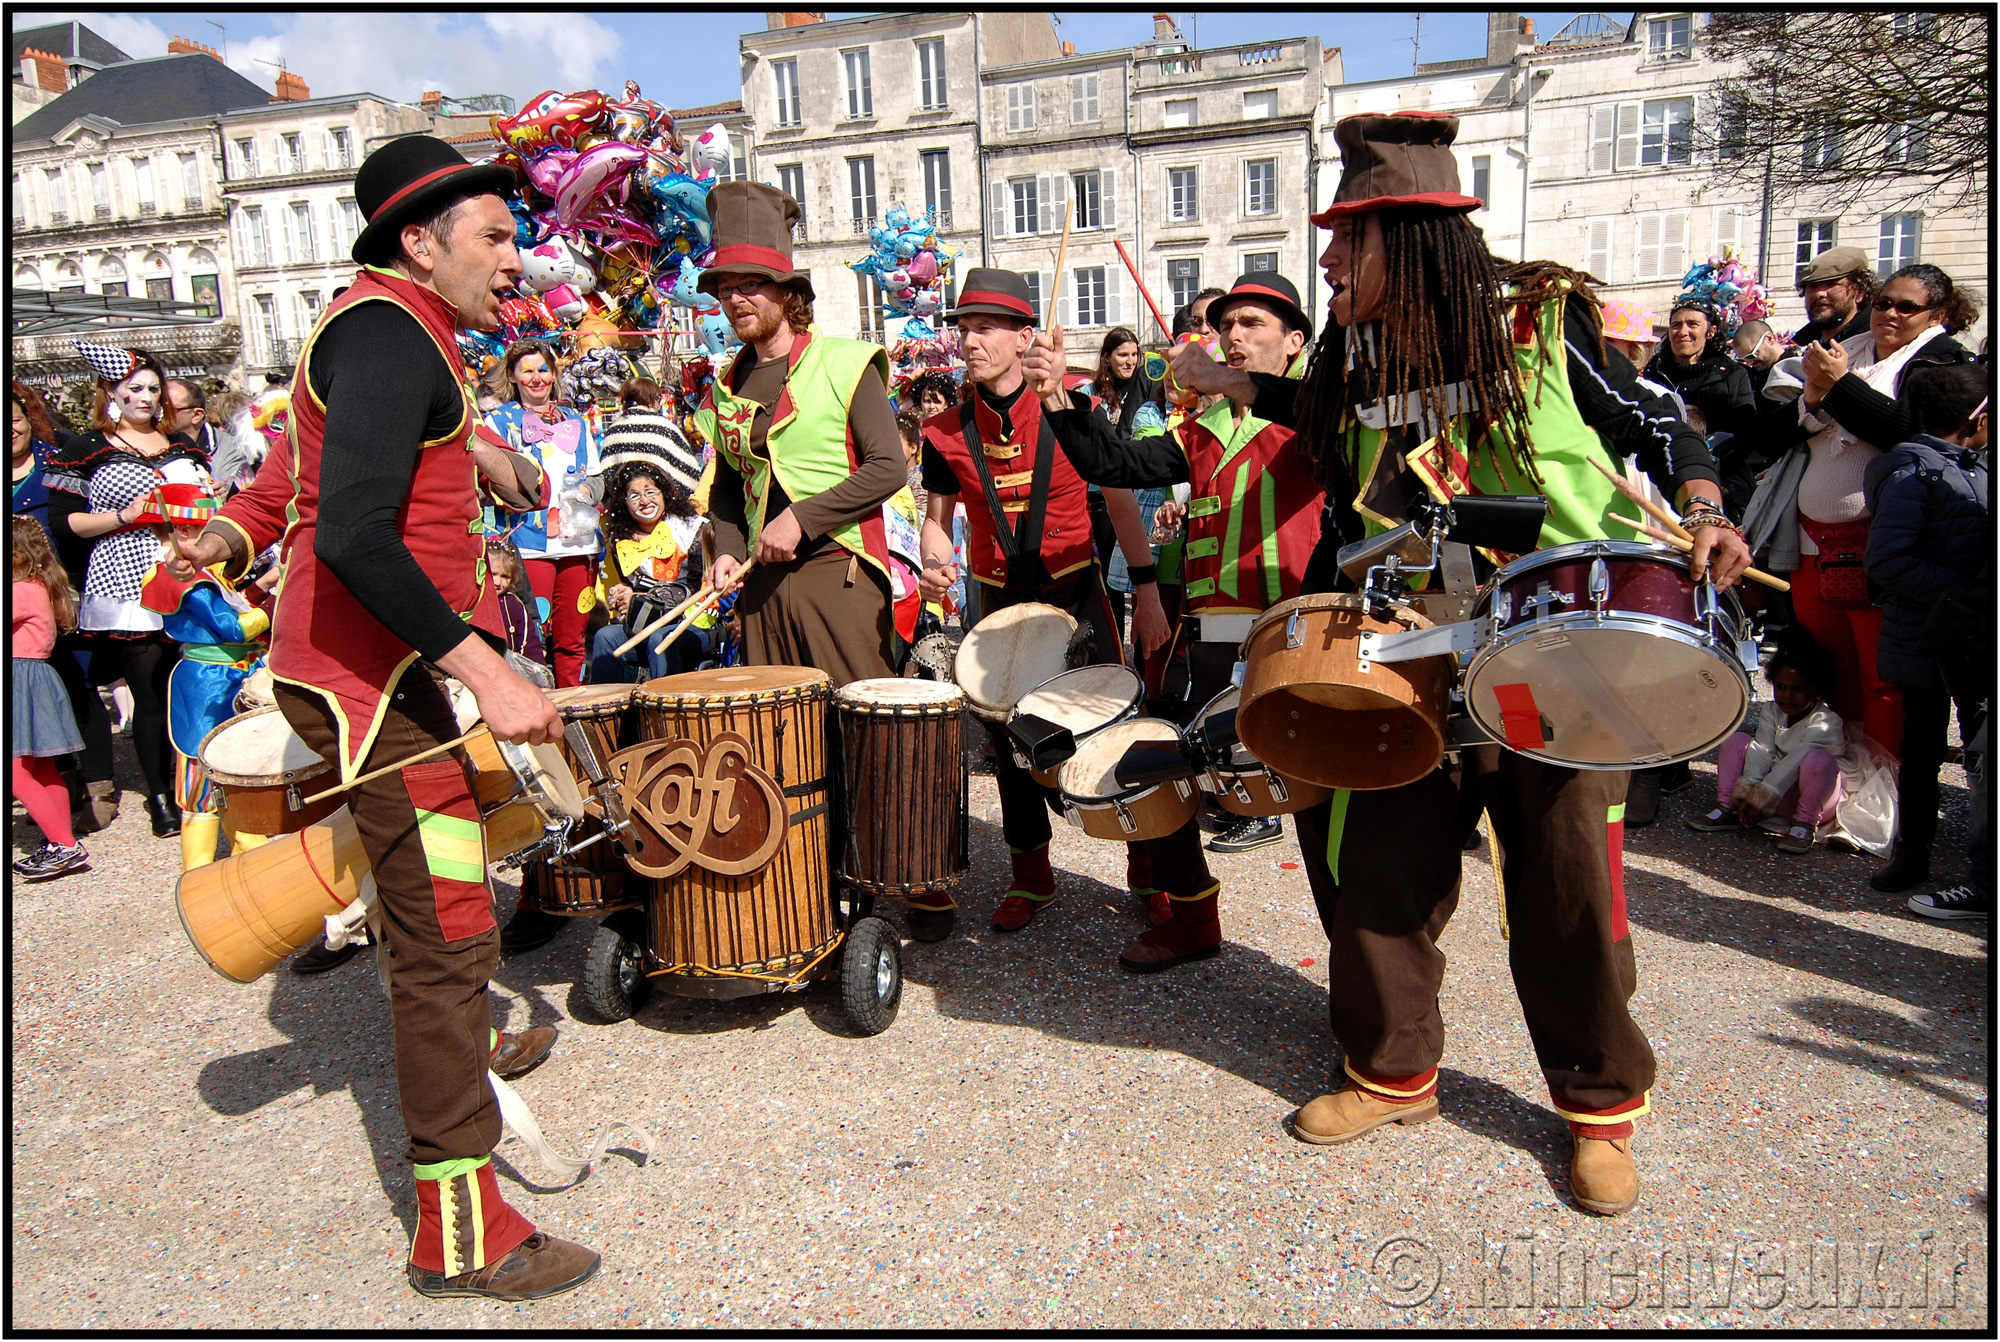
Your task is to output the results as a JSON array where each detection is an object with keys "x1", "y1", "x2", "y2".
[
  {"x1": 583, "y1": 441, "x2": 711, "y2": 683},
  {"x1": 138, "y1": 483, "x2": 272, "y2": 871},
  {"x1": 12, "y1": 517, "x2": 92, "y2": 881}
]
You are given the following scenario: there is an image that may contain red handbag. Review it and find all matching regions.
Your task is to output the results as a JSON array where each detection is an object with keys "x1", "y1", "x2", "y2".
[{"x1": 1799, "y1": 515, "x2": 1875, "y2": 608}]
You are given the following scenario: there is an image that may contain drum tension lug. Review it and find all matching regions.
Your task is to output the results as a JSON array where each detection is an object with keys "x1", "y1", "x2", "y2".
[
  {"x1": 1114, "y1": 801, "x2": 1137, "y2": 835},
  {"x1": 1264, "y1": 770, "x2": 1289, "y2": 804},
  {"x1": 1284, "y1": 609, "x2": 1304, "y2": 650},
  {"x1": 285, "y1": 784, "x2": 302, "y2": 812},
  {"x1": 1232, "y1": 778, "x2": 1254, "y2": 805}
]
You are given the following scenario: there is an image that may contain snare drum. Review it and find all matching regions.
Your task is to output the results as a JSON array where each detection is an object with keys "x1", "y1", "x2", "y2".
[
  {"x1": 834, "y1": 678, "x2": 968, "y2": 899},
  {"x1": 1463, "y1": 540, "x2": 1751, "y2": 769},
  {"x1": 1059, "y1": 718, "x2": 1199, "y2": 841},
  {"x1": 625, "y1": 667, "x2": 836, "y2": 997},
  {"x1": 1189, "y1": 688, "x2": 1331, "y2": 816},
  {"x1": 1008, "y1": 664, "x2": 1143, "y2": 786},
  {"x1": 523, "y1": 684, "x2": 640, "y2": 916},
  {"x1": 1237, "y1": 593, "x2": 1453, "y2": 792},
  {"x1": 198, "y1": 707, "x2": 343, "y2": 835},
  {"x1": 953, "y1": 601, "x2": 1078, "y2": 721}
]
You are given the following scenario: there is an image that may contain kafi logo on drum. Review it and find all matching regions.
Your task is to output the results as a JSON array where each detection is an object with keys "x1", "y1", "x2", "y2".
[
  {"x1": 1362, "y1": 1233, "x2": 1986, "y2": 1316},
  {"x1": 609, "y1": 730, "x2": 789, "y2": 879}
]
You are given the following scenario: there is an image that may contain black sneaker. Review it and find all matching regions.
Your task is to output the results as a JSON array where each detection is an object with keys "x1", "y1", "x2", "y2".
[
  {"x1": 1907, "y1": 885, "x2": 1990, "y2": 921},
  {"x1": 290, "y1": 937, "x2": 362, "y2": 975},
  {"x1": 12, "y1": 842, "x2": 90, "y2": 881},
  {"x1": 1207, "y1": 815, "x2": 1282, "y2": 854}
]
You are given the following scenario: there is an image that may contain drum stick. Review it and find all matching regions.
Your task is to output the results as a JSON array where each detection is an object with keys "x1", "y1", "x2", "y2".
[
  {"x1": 1615, "y1": 514, "x2": 1791, "y2": 592},
  {"x1": 1589, "y1": 457, "x2": 1694, "y2": 541},
  {"x1": 611, "y1": 583, "x2": 714, "y2": 657},
  {"x1": 297, "y1": 728, "x2": 487, "y2": 805},
  {"x1": 651, "y1": 557, "x2": 755, "y2": 655}
]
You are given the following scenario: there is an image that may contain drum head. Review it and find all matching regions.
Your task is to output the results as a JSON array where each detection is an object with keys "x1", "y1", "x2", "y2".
[
  {"x1": 448, "y1": 679, "x2": 481, "y2": 732},
  {"x1": 498, "y1": 738, "x2": 588, "y2": 819},
  {"x1": 1058, "y1": 718, "x2": 1184, "y2": 801},
  {"x1": 835, "y1": 677, "x2": 966, "y2": 710},
  {"x1": 1466, "y1": 615, "x2": 1750, "y2": 769},
  {"x1": 638, "y1": 666, "x2": 830, "y2": 704},
  {"x1": 954, "y1": 602, "x2": 1078, "y2": 718},
  {"x1": 549, "y1": 683, "x2": 636, "y2": 716},
  {"x1": 1013, "y1": 665, "x2": 1142, "y2": 733},
  {"x1": 198, "y1": 707, "x2": 329, "y2": 786}
]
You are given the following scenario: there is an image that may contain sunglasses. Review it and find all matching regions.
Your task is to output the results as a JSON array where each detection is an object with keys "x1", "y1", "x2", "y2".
[{"x1": 1873, "y1": 297, "x2": 1937, "y2": 316}]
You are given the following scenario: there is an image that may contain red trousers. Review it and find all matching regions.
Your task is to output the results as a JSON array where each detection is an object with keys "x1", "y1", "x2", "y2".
[
  {"x1": 1789, "y1": 551, "x2": 1904, "y2": 758},
  {"x1": 523, "y1": 553, "x2": 595, "y2": 688}
]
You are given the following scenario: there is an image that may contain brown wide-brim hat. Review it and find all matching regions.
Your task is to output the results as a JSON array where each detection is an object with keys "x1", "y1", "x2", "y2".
[
  {"x1": 1311, "y1": 110, "x2": 1483, "y2": 227},
  {"x1": 697, "y1": 182, "x2": 815, "y2": 301},
  {"x1": 944, "y1": 268, "x2": 1036, "y2": 323},
  {"x1": 351, "y1": 134, "x2": 517, "y2": 265}
]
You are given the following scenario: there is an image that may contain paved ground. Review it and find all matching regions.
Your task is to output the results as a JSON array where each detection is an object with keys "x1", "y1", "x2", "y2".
[{"x1": 10, "y1": 727, "x2": 1988, "y2": 1329}]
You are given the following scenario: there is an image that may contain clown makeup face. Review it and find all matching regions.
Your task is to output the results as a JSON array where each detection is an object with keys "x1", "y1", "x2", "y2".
[
  {"x1": 1320, "y1": 213, "x2": 1387, "y2": 328},
  {"x1": 512, "y1": 352, "x2": 556, "y2": 409},
  {"x1": 623, "y1": 473, "x2": 666, "y2": 529},
  {"x1": 114, "y1": 367, "x2": 164, "y2": 427}
]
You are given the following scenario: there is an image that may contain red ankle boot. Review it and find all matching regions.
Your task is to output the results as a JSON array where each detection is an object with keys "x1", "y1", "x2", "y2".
[
  {"x1": 993, "y1": 844, "x2": 1057, "y2": 931},
  {"x1": 1119, "y1": 884, "x2": 1221, "y2": 972}
]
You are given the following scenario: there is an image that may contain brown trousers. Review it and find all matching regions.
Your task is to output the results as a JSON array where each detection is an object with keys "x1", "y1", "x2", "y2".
[
  {"x1": 276, "y1": 666, "x2": 502, "y2": 1167},
  {"x1": 1290, "y1": 747, "x2": 1656, "y2": 1119},
  {"x1": 740, "y1": 546, "x2": 896, "y2": 690}
]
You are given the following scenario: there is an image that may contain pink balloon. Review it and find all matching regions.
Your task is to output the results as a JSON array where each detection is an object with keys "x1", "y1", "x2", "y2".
[{"x1": 907, "y1": 251, "x2": 939, "y2": 283}]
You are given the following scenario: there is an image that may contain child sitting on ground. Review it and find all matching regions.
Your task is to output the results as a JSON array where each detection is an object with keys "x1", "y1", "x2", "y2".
[{"x1": 1689, "y1": 630, "x2": 1845, "y2": 854}]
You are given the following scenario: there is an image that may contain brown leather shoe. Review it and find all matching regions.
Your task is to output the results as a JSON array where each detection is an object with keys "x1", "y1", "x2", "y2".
[
  {"x1": 1290, "y1": 1085, "x2": 1439, "y2": 1145},
  {"x1": 490, "y1": 1026, "x2": 557, "y2": 1080},
  {"x1": 407, "y1": 1231, "x2": 600, "y2": 1301},
  {"x1": 1569, "y1": 1134, "x2": 1640, "y2": 1215}
]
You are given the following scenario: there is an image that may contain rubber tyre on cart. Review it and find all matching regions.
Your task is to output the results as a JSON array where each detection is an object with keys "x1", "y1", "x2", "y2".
[
  {"x1": 581, "y1": 910, "x2": 653, "y2": 1023},
  {"x1": 839, "y1": 916, "x2": 902, "y2": 1036}
]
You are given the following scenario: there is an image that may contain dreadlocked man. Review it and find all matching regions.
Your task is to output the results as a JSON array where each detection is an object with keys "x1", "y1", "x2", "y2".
[{"x1": 1285, "y1": 112, "x2": 1751, "y2": 1217}]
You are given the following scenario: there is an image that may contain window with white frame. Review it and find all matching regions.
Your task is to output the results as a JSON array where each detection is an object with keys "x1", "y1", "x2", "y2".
[
  {"x1": 1168, "y1": 167, "x2": 1199, "y2": 222},
  {"x1": 1633, "y1": 211, "x2": 1688, "y2": 282},
  {"x1": 713, "y1": 134, "x2": 749, "y2": 183},
  {"x1": 241, "y1": 205, "x2": 269, "y2": 265},
  {"x1": 179, "y1": 152, "x2": 201, "y2": 209},
  {"x1": 1801, "y1": 121, "x2": 1843, "y2": 169},
  {"x1": 1470, "y1": 155, "x2": 1491, "y2": 206},
  {"x1": 1011, "y1": 177, "x2": 1040, "y2": 236},
  {"x1": 921, "y1": 151, "x2": 951, "y2": 220},
  {"x1": 1891, "y1": 12, "x2": 1934, "y2": 39},
  {"x1": 856, "y1": 273, "x2": 886, "y2": 337},
  {"x1": 1794, "y1": 220, "x2": 1838, "y2": 286},
  {"x1": 1884, "y1": 115, "x2": 1930, "y2": 166},
  {"x1": 234, "y1": 137, "x2": 259, "y2": 177},
  {"x1": 916, "y1": 39, "x2": 947, "y2": 110},
  {"x1": 1640, "y1": 98, "x2": 1694, "y2": 167},
  {"x1": 1878, "y1": 215, "x2": 1921, "y2": 275},
  {"x1": 1071, "y1": 72, "x2": 1100, "y2": 124},
  {"x1": 1713, "y1": 205, "x2": 1745, "y2": 254},
  {"x1": 254, "y1": 293, "x2": 281, "y2": 362},
  {"x1": 89, "y1": 162, "x2": 109, "y2": 217},
  {"x1": 1022, "y1": 271, "x2": 1044, "y2": 325},
  {"x1": 842, "y1": 49, "x2": 873, "y2": 119},
  {"x1": 133, "y1": 155, "x2": 155, "y2": 212},
  {"x1": 1715, "y1": 92, "x2": 1748, "y2": 161},
  {"x1": 1167, "y1": 257, "x2": 1200, "y2": 311},
  {"x1": 848, "y1": 156, "x2": 877, "y2": 227},
  {"x1": 278, "y1": 132, "x2": 304, "y2": 174},
  {"x1": 44, "y1": 167, "x2": 67, "y2": 221},
  {"x1": 327, "y1": 127, "x2": 353, "y2": 169},
  {"x1": 1242, "y1": 250, "x2": 1279, "y2": 275},
  {"x1": 1163, "y1": 98, "x2": 1197, "y2": 129},
  {"x1": 337, "y1": 198, "x2": 362, "y2": 252},
  {"x1": 777, "y1": 162, "x2": 805, "y2": 203},
  {"x1": 1243, "y1": 89, "x2": 1278, "y2": 119},
  {"x1": 773, "y1": 59, "x2": 801, "y2": 127},
  {"x1": 298, "y1": 289, "x2": 325, "y2": 334},
  {"x1": 1006, "y1": 83, "x2": 1035, "y2": 133},
  {"x1": 1646, "y1": 14, "x2": 1692, "y2": 59},
  {"x1": 1072, "y1": 265, "x2": 1108, "y2": 327},
  {"x1": 1585, "y1": 218, "x2": 1614, "y2": 281},
  {"x1": 10, "y1": 175, "x2": 23, "y2": 227},
  {"x1": 1244, "y1": 159, "x2": 1276, "y2": 216},
  {"x1": 289, "y1": 201, "x2": 318, "y2": 262},
  {"x1": 1072, "y1": 169, "x2": 1102, "y2": 229}
]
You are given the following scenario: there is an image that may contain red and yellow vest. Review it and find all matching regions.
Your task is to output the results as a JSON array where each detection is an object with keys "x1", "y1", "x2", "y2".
[
  {"x1": 268, "y1": 267, "x2": 510, "y2": 778},
  {"x1": 695, "y1": 331, "x2": 895, "y2": 577},
  {"x1": 1176, "y1": 363, "x2": 1322, "y2": 615},
  {"x1": 923, "y1": 388, "x2": 1096, "y2": 589}
]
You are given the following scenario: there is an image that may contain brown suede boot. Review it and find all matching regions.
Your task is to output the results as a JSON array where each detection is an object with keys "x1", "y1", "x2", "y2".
[
  {"x1": 1118, "y1": 886, "x2": 1220, "y2": 971},
  {"x1": 1290, "y1": 1085, "x2": 1439, "y2": 1145},
  {"x1": 1569, "y1": 1134, "x2": 1640, "y2": 1215}
]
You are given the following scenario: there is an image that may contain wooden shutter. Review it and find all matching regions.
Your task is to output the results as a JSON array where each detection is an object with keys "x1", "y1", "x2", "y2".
[
  {"x1": 1713, "y1": 206, "x2": 1741, "y2": 252},
  {"x1": 1614, "y1": 103, "x2": 1641, "y2": 171},
  {"x1": 1106, "y1": 265, "x2": 1123, "y2": 327},
  {"x1": 1662, "y1": 211, "x2": 1688, "y2": 278},
  {"x1": 1055, "y1": 266, "x2": 1072, "y2": 329},
  {"x1": 1586, "y1": 218, "x2": 1613, "y2": 281},
  {"x1": 1100, "y1": 164, "x2": 1117, "y2": 229},
  {"x1": 1590, "y1": 105, "x2": 1617, "y2": 174},
  {"x1": 1635, "y1": 214, "x2": 1662, "y2": 281},
  {"x1": 990, "y1": 180, "x2": 1009, "y2": 238}
]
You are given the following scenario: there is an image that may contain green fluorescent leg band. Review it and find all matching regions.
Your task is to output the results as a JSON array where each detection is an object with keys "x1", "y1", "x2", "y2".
[{"x1": 1325, "y1": 788, "x2": 1353, "y2": 885}]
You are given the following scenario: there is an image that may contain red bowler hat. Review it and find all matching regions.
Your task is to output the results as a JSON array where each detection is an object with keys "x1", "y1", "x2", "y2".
[{"x1": 1311, "y1": 110, "x2": 1483, "y2": 227}]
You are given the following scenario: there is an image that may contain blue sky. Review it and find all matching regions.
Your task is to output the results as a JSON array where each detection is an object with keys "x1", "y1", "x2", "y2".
[{"x1": 20, "y1": 10, "x2": 1614, "y2": 109}]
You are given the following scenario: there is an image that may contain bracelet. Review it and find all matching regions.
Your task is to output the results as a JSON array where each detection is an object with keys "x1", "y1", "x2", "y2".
[
  {"x1": 1126, "y1": 563, "x2": 1159, "y2": 585},
  {"x1": 1680, "y1": 509, "x2": 1741, "y2": 536}
]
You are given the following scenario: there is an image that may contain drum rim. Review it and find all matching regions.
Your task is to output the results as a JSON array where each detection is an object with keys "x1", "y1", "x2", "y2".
[
  {"x1": 1011, "y1": 662, "x2": 1143, "y2": 728},
  {"x1": 1057, "y1": 717, "x2": 1185, "y2": 801},
  {"x1": 197, "y1": 705, "x2": 332, "y2": 787},
  {"x1": 638, "y1": 666, "x2": 831, "y2": 698},
  {"x1": 496, "y1": 738, "x2": 588, "y2": 819},
  {"x1": 953, "y1": 602, "x2": 1080, "y2": 712},
  {"x1": 1246, "y1": 591, "x2": 1429, "y2": 641},
  {"x1": 1490, "y1": 537, "x2": 1684, "y2": 581},
  {"x1": 549, "y1": 683, "x2": 637, "y2": 711},
  {"x1": 834, "y1": 677, "x2": 966, "y2": 708}
]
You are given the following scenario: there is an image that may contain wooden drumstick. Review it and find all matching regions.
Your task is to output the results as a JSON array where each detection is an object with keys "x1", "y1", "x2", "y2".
[
  {"x1": 297, "y1": 728, "x2": 487, "y2": 805},
  {"x1": 651, "y1": 557, "x2": 754, "y2": 655},
  {"x1": 1614, "y1": 514, "x2": 1792, "y2": 592},
  {"x1": 1590, "y1": 456, "x2": 1693, "y2": 541},
  {"x1": 611, "y1": 582, "x2": 714, "y2": 657}
]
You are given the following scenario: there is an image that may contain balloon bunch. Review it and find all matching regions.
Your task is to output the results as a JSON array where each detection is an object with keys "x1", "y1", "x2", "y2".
[
  {"x1": 1674, "y1": 244, "x2": 1772, "y2": 336},
  {"x1": 848, "y1": 205, "x2": 961, "y2": 337},
  {"x1": 887, "y1": 326, "x2": 963, "y2": 400}
]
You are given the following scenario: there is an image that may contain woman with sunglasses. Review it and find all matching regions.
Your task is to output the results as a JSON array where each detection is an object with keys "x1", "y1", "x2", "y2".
[{"x1": 1743, "y1": 264, "x2": 1979, "y2": 763}]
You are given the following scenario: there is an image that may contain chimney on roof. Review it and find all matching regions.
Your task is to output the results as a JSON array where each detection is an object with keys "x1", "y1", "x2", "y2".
[
  {"x1": 1153, "y1": 14, "x2": 1182, "y2": 43},
  {"x1": 765, "y1": 12, "x2": 823, "y2": 28},
  {"x1": 1061, "y1": 40, "x2": 1075, "y2": 56},
  {"x1": 21, "y1": 46, "x2": 67, "y2": 93},
  {"x1": 1521, "y1": 16, "x2": 1535, "y2": 44},
  {"x1": 270, "y1": 71, "x2": 310, "y2": 102},
  {"x1": 167, "y1": 35, "x2": 226, "y2": 62},
  {"x1": 420, "y1": 89, "x2": 444, "y2": 111},
  {"x1": 1487, "y1": 12, "x2": 1523, "y2": 66}
]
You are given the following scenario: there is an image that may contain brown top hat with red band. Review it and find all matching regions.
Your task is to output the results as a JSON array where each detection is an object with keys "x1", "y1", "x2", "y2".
[
  {"x1": 1209, "y1": 272, "x2": 1313, "y2": 337},
  {"x1": 944, "y1": 268, "x2": 1037, "y2": 324},
  {"x1": 350, "y1": 134, "x2": 517, "y2": 266},
  {"x1": 1311, "y1": 110, "x2": 1483, "y2": 227},
  {"x1": 697, "y1": 182, "x2": 815, "y2": 302}
]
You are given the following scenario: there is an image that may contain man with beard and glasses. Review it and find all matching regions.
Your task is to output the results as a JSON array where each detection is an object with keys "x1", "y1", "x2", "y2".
[{"x1": 695, "y1": 183, "x2": 907, "y2": 685}]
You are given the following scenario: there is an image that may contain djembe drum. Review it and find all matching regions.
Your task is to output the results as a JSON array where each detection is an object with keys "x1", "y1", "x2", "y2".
[{"x1": 832, "y1": 678, "x2": 967, "y2": 901}]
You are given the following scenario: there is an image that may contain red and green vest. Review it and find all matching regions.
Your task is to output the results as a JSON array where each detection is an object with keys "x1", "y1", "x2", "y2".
[
  {"x1": 268, "y1": 266, "x2": 509, "y2": 778},
  {"x1": 1175, "y1": 358, "x2": 1322, "y2": 615},
  {"x1": 922, "y1": 387, "x2": 1096, "y2": 589},
  {"x1": 1354, "y1": 281, "x2": 1639, "y2": 553},
  {"x1": 696, "y1": 332, "x2": 895, "y2": 577}
]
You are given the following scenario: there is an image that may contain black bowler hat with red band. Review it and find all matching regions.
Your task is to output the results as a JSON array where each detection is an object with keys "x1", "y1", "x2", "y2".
[
  {"x1": 1208, "y1": 272, "x2": 1313, "y2": 337},
  {"x1": 350, "y1": 135, "x2": 517, "y2": 266},
  {"x1": 945, "y1": 268, "x2": 1037, "y2": 324}
]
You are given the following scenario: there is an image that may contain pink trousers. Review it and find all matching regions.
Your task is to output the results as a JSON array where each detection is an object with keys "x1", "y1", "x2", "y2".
[{"x1": 1717, "y1": 732, "x2": 1841, "y2": 824}]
